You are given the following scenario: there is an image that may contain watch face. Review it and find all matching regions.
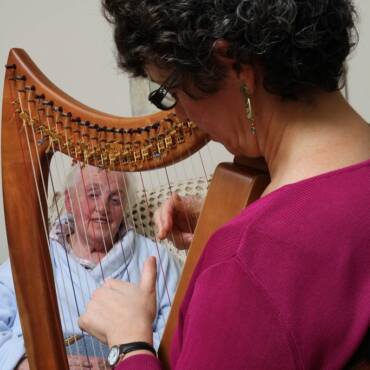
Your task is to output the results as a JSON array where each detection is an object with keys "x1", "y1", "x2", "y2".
[{"x1": 107, "y1": 346, "x2": 120, "y2": 366}]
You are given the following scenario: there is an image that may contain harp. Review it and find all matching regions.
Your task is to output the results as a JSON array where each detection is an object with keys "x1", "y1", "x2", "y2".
[{"x1": 1, "y1": 48, "x2": 269, "y2": 370}]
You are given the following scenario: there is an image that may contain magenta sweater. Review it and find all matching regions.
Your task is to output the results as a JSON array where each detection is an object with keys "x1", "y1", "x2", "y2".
[{"x1": 118, "y1": 159, "x2": 370, "y2": 370}]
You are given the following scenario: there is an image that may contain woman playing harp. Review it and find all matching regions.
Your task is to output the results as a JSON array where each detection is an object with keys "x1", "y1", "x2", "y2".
[
  {"x1": 0, "y1": 163, "x2": 180, "y2": 370},
  {"x1": 80, "y1": 0, "x2": 370, "y2": 369}
]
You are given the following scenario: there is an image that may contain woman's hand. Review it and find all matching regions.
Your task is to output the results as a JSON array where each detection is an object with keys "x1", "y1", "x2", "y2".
[
  {"x1": 17, "y1": 355, "x2": 108, "y2": 370},
  {"x1": 79, "y1": 257, "x2": 157, "y2": 348},
  {"x1": 154, "y1": 193, "x2": 203, "y2": 250}
]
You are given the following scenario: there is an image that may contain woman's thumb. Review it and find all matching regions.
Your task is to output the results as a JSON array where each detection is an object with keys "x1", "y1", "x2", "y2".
[{"x1": 140, "y1": 256, "x2": 157, "y2": 293}]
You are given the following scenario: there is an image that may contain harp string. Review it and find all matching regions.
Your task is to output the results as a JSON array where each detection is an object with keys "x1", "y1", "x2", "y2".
[
  {"x1": 8, "y1": 62, "x2": 216, "y2": 369},
  {"x1": 156, "y1": 138, "x2": 200, "y2": 255},
  {"x1": 126, "y1": 166, "x2": 173, "y2": 333},
  {"x1": 61, "y1": 157, "x2": 176, "y2": 359},
  {"x1": 138, "y1": 165, "x2": 181, "y2": 341},
  {"x1": 170, "y1": 143, "x2": 210, "y2": 248},
  {"x1": 77, "y1": 164, "x2": 126, "y2": 366},
  {"x1": 198, "y1": 149, "x2": 209, "y2": 182},
  {"x1": 112, "y1": 171, "x2": 138, "y2": 277},
  {"x1": 143, "y1": 166, "x2": 185, "y2": 264},
  {"x1": 15, "y1": 89, "x2": 49, "y2": 245},
  {"x1": 117, "y1": 169, "x2": 166, "y2": 346},
  {"x1": 58, "y1": 159, "x2": 132, "y2": 363},
  {"x1": 96, "y1": 161, "x2": 171, "y2": 343},
  {"x1": 109, "y1": 168, "x2": 168, "y2": 302},
  {"x1": 59, "y1": 161, "x2": 111, "y2": 363},
  {"x1": 55, "y1": 163, "x2": 117, "y2": 363},
  {"x1": 56, "y1": 156, "x2": 108, "y2": 354},
  {"x1": 58, "y1": 162, "x2": 103, "y2": 364},
  {"x1": 138, "y1": 172, "x2": 172, "y2": 306},
  {"x1": 149, "y1": 166, "x2": 186, "y2": 256},
  {"x1": 20, "y1": 81, "x2": 108, "y2": 364},
  {"x1": 80, "y1": 163, "x2": 137, "y2": 287},
  {"x1": 30, "y1": 93, "x2": 86, "y2": 360},
  {"x1": 66, "y1": 161, "x2": 119, "y2": 284},
  {"x1": 34, "y1": 97, "x2": 100, "y2": 363},
  {"x1": 60, "y1": 137, "x2": 98, "y2": 266},
  {"x1": 103, "y1": 169, "x2": 133, "y2": 281},
  {"x1": 145, "y1": 149, "x2": 190, "y2": 257},
  {"x1": 38, "y1": 100, "x2": 93, "y2": 358},
  {"x1": 163, "y1": 165, "x2": 191, "y2": 252},
  {"x1": 80, "y1": 166, "x2": 110, "y2": 279},
  {"x1": 50, "y1": 170, "x2": 95, "y2": 364},
  {"x1": 15, "y1": 88, "x2": 90, "y2": 364}
]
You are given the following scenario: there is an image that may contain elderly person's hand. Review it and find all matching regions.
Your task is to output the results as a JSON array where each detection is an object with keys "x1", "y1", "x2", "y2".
[
  {"x1": 17, "y1": 355, "x2": 108, "y2": 370},
  {"x1": 78, "y1": 257, "x2": 157, "y2": 349},
  {"x1": 154, "y1": 193, "x2": 203, "y2": 250}
]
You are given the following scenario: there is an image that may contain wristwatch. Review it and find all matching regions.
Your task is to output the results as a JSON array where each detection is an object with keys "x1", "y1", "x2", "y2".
[{"x1": 107, "y1": 341, "x2": 156, "y2": 367}]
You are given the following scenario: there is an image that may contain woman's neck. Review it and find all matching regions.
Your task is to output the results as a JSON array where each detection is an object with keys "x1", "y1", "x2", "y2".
[{"x1": 259, "y1": 91, "x2": 370, "y2": 194}]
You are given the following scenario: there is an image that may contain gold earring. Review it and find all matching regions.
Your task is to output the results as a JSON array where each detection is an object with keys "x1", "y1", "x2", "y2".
[{"x1": 240, "y1": 83, "x2": 256, "y2": 135}]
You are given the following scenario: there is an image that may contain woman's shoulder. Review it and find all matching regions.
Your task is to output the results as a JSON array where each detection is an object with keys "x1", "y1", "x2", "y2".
[
  {"x1": 238, "y1": 157, "x2": 370, "y2": 240},
  {"x1": 200, "y1": 158, "x2": 370, "y2": 272}
]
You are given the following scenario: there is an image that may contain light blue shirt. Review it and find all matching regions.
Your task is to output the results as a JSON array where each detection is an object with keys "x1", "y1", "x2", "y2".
[{"x1": 0, "y1": 228, "x2": 180, "y2": 370}]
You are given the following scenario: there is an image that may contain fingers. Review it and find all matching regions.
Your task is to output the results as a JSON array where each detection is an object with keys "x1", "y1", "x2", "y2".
[
  {"x1": 154, "y1": 193, "x2": 182, "y2": 239},
  {"x1": 167, "y1": 230, "x2": 191, "y2": 249},
  {"x1": 77, "y1": 314, "x2": 95, "y2": 339},
  {"x1": 154, "y1": 202, "x2": 173, "y2": 239},
  {"x1": 173, "y1": 231, "x2": 193, "y2": 250},
  {"x1": 154, "y1": 193, "x2": 202, "y2": 247},
  {"x1": 140, "y1": 256, "x2": 157, "y2": 294}
]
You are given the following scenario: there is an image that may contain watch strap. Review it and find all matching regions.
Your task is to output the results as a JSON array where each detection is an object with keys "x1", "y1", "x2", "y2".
[{"x1": 118, "y1": 341, "x2": 156, "y2": 357}]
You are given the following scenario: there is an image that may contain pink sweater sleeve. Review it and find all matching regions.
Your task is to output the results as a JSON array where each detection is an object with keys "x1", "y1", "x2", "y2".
[
  {"x1": 116, "y1": 354, "x2": 162, "y2": 370},
  {"x1": 117, "y1": 258, "x2": 298, "y2": 370}
]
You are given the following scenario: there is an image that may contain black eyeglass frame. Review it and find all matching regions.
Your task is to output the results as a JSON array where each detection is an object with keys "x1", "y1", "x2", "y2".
[{"x1": 148, "y1": 73, "x2": 178, "y2": 111}]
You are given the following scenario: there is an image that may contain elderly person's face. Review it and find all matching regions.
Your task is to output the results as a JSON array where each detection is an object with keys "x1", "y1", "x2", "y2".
[{"x1": 65, "y1": 166, "x2": 126, "y2": 250}]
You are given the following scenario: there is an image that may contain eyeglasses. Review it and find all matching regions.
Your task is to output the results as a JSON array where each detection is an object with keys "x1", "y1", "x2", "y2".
[{"x1": 148, "y1": 73, "x2": 178, "y2": 111}]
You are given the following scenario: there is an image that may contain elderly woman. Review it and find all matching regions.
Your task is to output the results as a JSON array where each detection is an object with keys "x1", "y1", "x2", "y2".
[
  {"x1": 0, "y1": 164, "x2": 180, "y2": 370},
  {"x1": 79, "y1": 1, "x2": 370, "y2": 369}
]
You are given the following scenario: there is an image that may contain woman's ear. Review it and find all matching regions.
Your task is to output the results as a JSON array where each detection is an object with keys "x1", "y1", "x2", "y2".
[
  {"x1": 213, "y1": 39, "x2": 256, "y2": 94},
  {"x1": 213, "y1": 39, "x2": 235, "y2": 65}
]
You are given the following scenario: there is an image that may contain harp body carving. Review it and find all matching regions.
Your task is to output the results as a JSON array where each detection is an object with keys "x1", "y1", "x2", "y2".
[{"x1": 1, "y1": 48, "x2": 269, "y2": 370}]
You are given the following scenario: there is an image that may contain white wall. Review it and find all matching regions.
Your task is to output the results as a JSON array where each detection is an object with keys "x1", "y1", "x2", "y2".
[
  {"x1": 0, "y1": 0, "x2": 369, "y2": 263},
  {"x1": 0, "y1": 0, "x2": 231, "y2": 263},
  {"x1": 0, "y1": 0, "x2": 132, "y2": 262},
  {"x1": 346, "y1": 1, "x2": 370, "y2": 120}
]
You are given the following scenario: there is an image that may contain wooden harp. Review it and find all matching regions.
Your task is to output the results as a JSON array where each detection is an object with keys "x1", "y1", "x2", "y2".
[{"x1": 1, "y1": 48, "x2": 269, "y2": 370}]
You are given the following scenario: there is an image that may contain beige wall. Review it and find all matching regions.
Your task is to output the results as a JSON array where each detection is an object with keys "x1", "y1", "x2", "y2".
[
  {"x1": 346, "y1": 1, "x2": 370, "y2": 121},
  {"x1": 0, "y1": 0, "x2": 132, "y2": 262},
  {"x1": 0, "y1": 0, "x2": 369, "y2": 263}
]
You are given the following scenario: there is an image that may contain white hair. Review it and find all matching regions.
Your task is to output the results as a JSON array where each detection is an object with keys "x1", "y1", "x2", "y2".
[{"x1": 64, "y1": 163, "x2": 137, "y2": 206}]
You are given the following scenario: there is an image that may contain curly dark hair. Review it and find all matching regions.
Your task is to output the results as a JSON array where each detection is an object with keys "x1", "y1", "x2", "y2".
[{"x1": 102, "y1": 0, "x2": 358, "y2": 99}]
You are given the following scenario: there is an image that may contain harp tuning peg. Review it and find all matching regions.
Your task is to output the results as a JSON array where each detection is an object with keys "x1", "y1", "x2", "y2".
[{"x1": 15, "y1": 75, "x2": 26, "y2": 81}]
